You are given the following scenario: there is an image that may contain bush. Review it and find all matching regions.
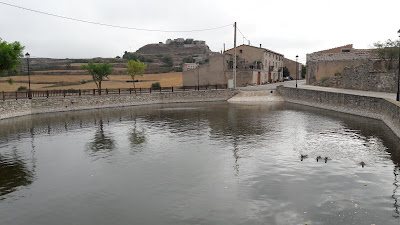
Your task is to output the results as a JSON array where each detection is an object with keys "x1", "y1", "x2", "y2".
[
  {"x1": 122, "y1": 53, "x2": 153, "y2": 62},
  {"x1": 175, "y1": 66, "x2": 183, "y2": 72},
  {"x1": 161, "y1": 56, "x2": 173, "y2": 65},
  {"x1": 320, "y1": 77, "x2": 329, "y2": 83},
  {"x1": 334, "y1": 72, "x2": 343, "y2": 76},
  {"x1": 151, "y1": 82, "x2": 161, "y2": 89},
  {"x1": 68, "y1": 88, "x2": 79, "y2": 93},
  {"x1": 17, "y1": 86, "x2": 27, "y2": 91},
  {"x1": 182, "y1": 57, "x2": 195, "y2": 63}
]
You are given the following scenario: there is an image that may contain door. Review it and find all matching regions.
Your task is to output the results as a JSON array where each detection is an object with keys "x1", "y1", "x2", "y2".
[
  {"x1": 268, "y1": 73, "x2": 272, "y2": 83},
  {"x1": 257, "y1": 72, "x2": 261, "y2": 85}
]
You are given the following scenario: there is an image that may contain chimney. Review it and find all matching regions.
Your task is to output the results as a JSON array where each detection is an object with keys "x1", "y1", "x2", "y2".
[{"x1": 260, "y1": 44, "x2": 262, "y2": 48}]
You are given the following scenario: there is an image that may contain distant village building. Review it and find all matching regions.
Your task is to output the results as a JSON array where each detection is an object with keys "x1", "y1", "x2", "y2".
[
  {"x1": 283, "y1": 58, "x2": 302, "y2": 80},
  {"x1": 194, "y1": 40, "x2": 206, "y2": 46},
  {"x1": 183, "y1": 63, "x2": 198, "y2": 72},
  {"x1": 183, "y1": 44, "x2": 284, "y2": 87},
  {"x1": 166, "y1": 39, "x2": 172, "y2": 45},
  {"x1": 306, "y1": 44, "x2": 371, "y2": 84},
  {"x1": 174, "y1": 38, "x2": 185, "y2": 45}
]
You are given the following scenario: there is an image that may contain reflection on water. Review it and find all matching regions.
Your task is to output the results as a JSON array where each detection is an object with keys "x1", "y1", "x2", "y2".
[
  {"x1": 0, "y1": 148, "x2": 35, "y2": 198},
  {"x1": 0, "y1": 102, "x2": 399, "y2": 225},
  {"x1": 86, "y1": 119, "x2": 116, "y2": 160},
  {"x1": 129, "y1": 118, "x2": 146, "y2": 147}
]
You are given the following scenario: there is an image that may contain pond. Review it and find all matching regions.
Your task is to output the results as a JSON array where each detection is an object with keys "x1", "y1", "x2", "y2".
[{"x1": 0, "y1": 102, "x2": 399, "y2": 225}]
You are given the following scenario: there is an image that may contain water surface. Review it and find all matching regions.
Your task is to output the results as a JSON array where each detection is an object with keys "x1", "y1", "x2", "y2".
[{"x1": 0, "y1": 102, "x2": 399, "y2": 225}]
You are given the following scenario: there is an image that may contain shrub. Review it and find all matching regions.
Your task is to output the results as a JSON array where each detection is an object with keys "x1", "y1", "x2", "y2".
[
  {"x1": 334, "y1": 72, "x2": 343, "y2": 76},
  {"x1": 17, "y1": 86, "x2": 27, "y2": 91},
  {"x1": 320, "y1": 76, "x2": 329, "y2": 83},
  {"x1": 175, "y1": 66, "x2": 183, "y2": 72},
  {"x1": 151, "y1": 82, "x2": 161, "y2": 89},
  {"x1": 68, "y1": 88, "x2": 79, "y2": 93}
]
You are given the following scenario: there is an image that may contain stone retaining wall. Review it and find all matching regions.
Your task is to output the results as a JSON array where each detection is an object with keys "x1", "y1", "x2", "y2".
[
  {"x1": 0, "y1": 90, "x2": 238, "y2": 120},
  {"x1": 314, "y1": 61, "x2": 398, "y2": 93},
  {"x1": 276, "y1": 86, "x2": 400, "y2": 139}
]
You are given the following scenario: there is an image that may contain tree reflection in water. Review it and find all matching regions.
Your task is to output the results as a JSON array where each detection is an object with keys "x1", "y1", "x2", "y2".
[
  {"x1": 0, "y1": 148, "x2": 34, "y2": 198},
  {"x1": 129, "y1": 118, "x2": 146, "y2": 148},
  {"x1": 86, "y1": 119, "x2": 116, "y2": 160}
]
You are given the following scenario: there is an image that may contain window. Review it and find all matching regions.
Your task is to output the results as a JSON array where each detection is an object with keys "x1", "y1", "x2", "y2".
[
  {"x1": 342, "y1": 49, "x2": 351, "y2": 53},
  {"x1": 240, "y1": 50, "x2": 243, "y2": 53}
]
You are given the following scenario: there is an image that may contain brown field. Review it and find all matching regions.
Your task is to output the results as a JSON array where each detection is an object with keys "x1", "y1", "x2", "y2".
[{"x1": 0, "y1": 72, "x2": 183, "y2": 92}]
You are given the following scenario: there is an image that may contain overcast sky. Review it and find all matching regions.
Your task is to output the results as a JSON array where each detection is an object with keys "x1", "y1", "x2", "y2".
[{"x1": 1, "y1": 0, "x2": 399, "y2": 63}]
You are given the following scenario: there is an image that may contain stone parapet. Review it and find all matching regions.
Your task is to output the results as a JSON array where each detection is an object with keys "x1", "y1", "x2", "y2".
[
  {"x1": 0, "y1": 90, "x2": 239, "y2": 120},
  {"x1": 277, "y1": 86, "x2": 400, "y2": 139}
]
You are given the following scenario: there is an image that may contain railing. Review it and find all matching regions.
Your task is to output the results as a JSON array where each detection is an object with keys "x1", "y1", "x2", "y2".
[{"x1": 0, "y1": 84, "x2": 228, "y2": 101}]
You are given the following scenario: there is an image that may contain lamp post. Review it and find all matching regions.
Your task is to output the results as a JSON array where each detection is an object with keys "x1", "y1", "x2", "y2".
[
  {"x1": 25, "y1": 52, "x2": 32, "y2": 99},
  {"x1": 296, "y1": 55, "x2": 299, "y2": 88},
  {"x1": 397, "y1": 29, "x2": 400, "y2": 102}
]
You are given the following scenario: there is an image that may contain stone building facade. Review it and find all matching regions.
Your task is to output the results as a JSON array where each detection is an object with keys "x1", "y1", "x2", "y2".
[
  {"x1": 183, "y1": 45, "x2": 284, "y2": 86},
  {"x1": 306, "y1": 44, "x2": 371, "y2": 84},
  {"x1": 283, "y1": 58, "x2": 302, "y2": 80}
]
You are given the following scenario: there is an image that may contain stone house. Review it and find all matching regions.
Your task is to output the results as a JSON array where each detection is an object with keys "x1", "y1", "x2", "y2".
[
  {"x1": 183, "y1": 45, "x2": 284, "y2": 87},
  {"x1": 306, "y1": 44, "x2": 371, "y2": 84},
  {"x1": 283, "y1": 58, "x2": 302, "y2": 80},
  {"x1": 183, "y1": 63, "x2": 198, "y2": 72}
]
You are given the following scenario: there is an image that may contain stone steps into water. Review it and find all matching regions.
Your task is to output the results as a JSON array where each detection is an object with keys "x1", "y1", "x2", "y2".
[{"x1": 228, "y1": 90, "x2": 284, "y2": 103}]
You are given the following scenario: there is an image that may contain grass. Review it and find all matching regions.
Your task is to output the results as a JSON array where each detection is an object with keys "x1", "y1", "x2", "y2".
[
  {"x1": 0, "y1": 72, "x2": 183, "y2": 91},
  {"x1": 320, "y1": 76, "x2": 330, "y2": 83}
]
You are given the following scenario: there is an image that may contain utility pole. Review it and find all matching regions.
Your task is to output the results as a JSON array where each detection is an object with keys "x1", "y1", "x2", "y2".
[
  {"x1": 223, "y1": 43, "x2": 225, "y2": 52},
  {"x1": 397, "y1": 29, "x2": 400, "y2": 101},
  {"x1": 233, "y1": 22, "x2": 237, "y2": 89},
  {"x1": 296, "y1": 55, "x2": 299, "y2": 88}
]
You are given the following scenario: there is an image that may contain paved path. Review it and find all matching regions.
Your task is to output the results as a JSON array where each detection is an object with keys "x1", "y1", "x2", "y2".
[{"x1": 239, "y1": 80, "x2": 397, "y2": 100}]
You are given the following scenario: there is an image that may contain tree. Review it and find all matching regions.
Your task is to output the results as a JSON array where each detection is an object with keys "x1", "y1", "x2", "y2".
[
  {"x1": 283, "y1": 66, "x2": 290, "y2": 77},
  {"x1": 81, "y1": 62, "x2": 112, "y2": 90},
  {"x1": 371, "y1": 39, "x2": 400, "y2": 70},
  {"x1": 126, "y1": 60, "x2": 147, "y2": 88},
  {"x1": 0, "y1": 38, "x2": 24, "y2": 84},
  {"x1": 161, "y1": 56, "x2": 173, "y2": 67},
  {"x1": 301, "y1": 65, "x2": 306, "y2": 79},
  {"x1": 183, "y1": 57, "x2": 195, "y2": 63}
]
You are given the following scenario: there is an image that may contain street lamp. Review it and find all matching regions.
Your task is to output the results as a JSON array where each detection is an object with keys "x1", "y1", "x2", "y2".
[
  {"x1": 397, "y1": 29, "x2": 400, "y2": 102},
  {"x1": 296, "y1": 55, "x2": 299, "y2": 88},
  {"x1": 25, "y1": 52, "x2": 32, "y2": 99}
]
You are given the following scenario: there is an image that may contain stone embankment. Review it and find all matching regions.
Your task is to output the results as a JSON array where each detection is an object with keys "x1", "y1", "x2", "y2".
[
  {"x1": 277, "y1": 86, "x2": 400, "y2": 139},
  {"x1": 228, "y1": 90, "x2": 283, "y2": 103},
  {"x1": 0, "y1": 90, "x2": 238, "y2": 120}
]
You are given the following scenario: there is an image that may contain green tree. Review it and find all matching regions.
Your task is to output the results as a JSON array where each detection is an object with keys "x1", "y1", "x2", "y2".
[
  {"x1": 301, "y1": 65, "x2": 306, "y2": 79},
  {"x1": 0, "y1": 38, "x2": 24, "y2": 84},
  {"x1": 183, "y1": 57, "x2": 195, "y2": 63},
  {"x1": 283, "y1": 66, "x2": 290, "y2": 77},
  {"x1": 371, "y1": 39, "x2": 400, "y2": 70},
  {"x1": 126, "y1": 60, "x2": 147, "y2": 88},
  {"x1": 81, "y1": 62, "x2": 112, "y2": 90},
  {"x1": 161, "y1": 56, "x2": 173, "y2": 67}
]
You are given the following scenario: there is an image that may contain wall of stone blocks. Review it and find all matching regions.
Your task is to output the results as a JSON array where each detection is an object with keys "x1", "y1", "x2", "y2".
[
  {"x1": 277, "y1": 86, "x2": 400, "y2": 139},
  {"x1": 0, "y1": 90, "x2": 239, "y2": 120}
]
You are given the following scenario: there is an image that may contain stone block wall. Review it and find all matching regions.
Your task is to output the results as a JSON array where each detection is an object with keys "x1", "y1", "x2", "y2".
[
  {"x1": 314, "y1": 61, "x2": 398, "y2": 93},
  {"x1": 277, "y1": 86, "x2": 400, "y2": 139},
  {"x1": 0, "y1": 90, "x2": 239, "y2": 120}
]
